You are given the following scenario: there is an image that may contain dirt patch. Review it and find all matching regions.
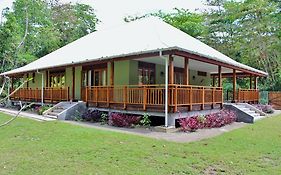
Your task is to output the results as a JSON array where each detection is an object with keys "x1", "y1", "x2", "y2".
[{"x1": 203, "y1": 166, "x2": 227, "y2": 175}]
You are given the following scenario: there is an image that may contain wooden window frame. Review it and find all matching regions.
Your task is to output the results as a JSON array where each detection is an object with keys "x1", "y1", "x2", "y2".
[
  {"x1": 49, "y1": 70, "x2": 65, "y2": 88},
  {"x1": 138, "y1": 61, "x2": 156, "y2": 85}
]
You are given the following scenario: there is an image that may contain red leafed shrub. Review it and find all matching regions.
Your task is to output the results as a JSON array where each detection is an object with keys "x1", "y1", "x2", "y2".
[
  {"x1": 109, "y1": 113, "x2": 141, "y2": 127},
  {"x1": 179, "y1": 117, "x2": 200, "y2": 132},
  {"x1": 179, "y1": 109, "x2": 237, "y2": 132}
]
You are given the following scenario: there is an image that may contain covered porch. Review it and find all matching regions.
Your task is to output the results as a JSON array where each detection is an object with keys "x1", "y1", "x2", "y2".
[{"x1": 8, "y1": 51, "x2": 261, "y2": 110}]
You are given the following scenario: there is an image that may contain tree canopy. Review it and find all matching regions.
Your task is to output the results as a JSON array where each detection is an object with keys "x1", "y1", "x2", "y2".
[
  {"x1": 0, "y1": 0, "x2": 98, "y2": 73},
  {"x1": 125, "y1": 0, "x2": 281, "y2": 90}
]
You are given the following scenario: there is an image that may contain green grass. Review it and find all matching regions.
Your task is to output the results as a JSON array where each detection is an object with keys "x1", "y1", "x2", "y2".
[{"x1": 0, "y1": 113, "x2": 281, "y2": 175}]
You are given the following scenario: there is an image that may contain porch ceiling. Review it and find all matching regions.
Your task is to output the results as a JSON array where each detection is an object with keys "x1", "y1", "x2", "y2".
[{"x1": 135, "y1": 55, "x2": 237, "y2": 74}]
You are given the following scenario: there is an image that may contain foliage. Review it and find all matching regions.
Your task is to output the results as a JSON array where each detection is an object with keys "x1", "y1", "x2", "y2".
[
  {"x1": 254, "y1": 104, "x2": 274, "y2": 114},
  {"x1": 125, "y1": 8, "x2": 206, "y2": 38},
  {"x1": 203, "y1": 0, "x2": 281, "y2": 90},
  {"x1": 81, "y1": 109, "x2": 102, "y2": 122},
  {"x1": 126, "y1": 0, "x2": 281, "y2": 90},
  {"x1": 139, "y1": 113, "x2": 151, "y2": 127},
  {"x1": 108, "y1": 113, "x2": 141, "y2": 127},
  {"x1": 100, "y1": 113, "x2": 108, "y2": 125},
  {"x1": 179, "y1": 109, "x2": 237, "y2": 132},
  {"x1": 35, "y1": 105, "x2": 52, "y2": 115},
  {"x1": 0, "y1": 0, "x2": 98, "y2": 73}
]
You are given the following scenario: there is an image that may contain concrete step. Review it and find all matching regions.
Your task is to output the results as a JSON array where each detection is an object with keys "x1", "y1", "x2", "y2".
[
  {"x1": 51, "y1": 109, "x2": 64, "y2": 113},
  {"x1": 45, "y1": 112, "x2": 59, "y2": 116},
  {"x1": 254, "y1": 115, "x2": 266, "y2": 121},
  {"x1": 44, "y1": 114, "x2": 58, "y2": 119}
]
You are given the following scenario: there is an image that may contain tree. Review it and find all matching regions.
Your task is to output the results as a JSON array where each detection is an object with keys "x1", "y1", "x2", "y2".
[
  {"x1": 203, "y1": 0, "x2": 281, "y2": 90},
  {"x1": 0, "y1": 0, "x2": 99, "y2": 73},
  {"x1": 125, "y1": 8, "x2": 206, "y2": 38}
]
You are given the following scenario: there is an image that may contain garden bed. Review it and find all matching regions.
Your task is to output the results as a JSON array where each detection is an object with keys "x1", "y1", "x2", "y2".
[{"x1": 178, "y1": 109, "x2": 237, "y2": 132}]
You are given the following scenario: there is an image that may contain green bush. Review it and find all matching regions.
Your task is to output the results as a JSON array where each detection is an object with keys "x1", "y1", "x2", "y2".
[{"x1": 36, "y1": 105, "x2": 52, "y2": 115}]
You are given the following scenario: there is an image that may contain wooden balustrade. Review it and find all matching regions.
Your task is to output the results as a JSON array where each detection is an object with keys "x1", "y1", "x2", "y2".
[
  {"x1": 10, "y1": 87, "x2": 69, "y2": 103},
  {"x1": 82, "y1": 84, "x2": 223, "y2": 112},
  {"x1": 237, "y1": 88, "x2": 259, "y2": 103}
]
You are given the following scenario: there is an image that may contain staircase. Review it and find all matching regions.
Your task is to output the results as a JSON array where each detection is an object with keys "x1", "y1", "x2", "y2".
[
  {"x1": 225, "y1": 103, "x2": 266, "y2": 123},
  {"x1": 43, "y1": 101, "x2": 86, "y2": 120}
]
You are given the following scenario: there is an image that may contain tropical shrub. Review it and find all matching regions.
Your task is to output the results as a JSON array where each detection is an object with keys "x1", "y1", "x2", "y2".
[
  {"x1": 179, "y1": 109, "x2": 237, "y2": 132},
  {"x1": 139, "y1": 113, "x2": 151, "y2": 127},
  {"x1": 36, "y1": 105, "x2": 52, "y2": 115},
  {"x1": 109, "y1": 113, "x2": 141, "y2": 127},
  {"x1": 81, "y1": 109, "x2": 102, "y2": 122},
  {"x1": 100, "y1": 113, "x2": 108, "y2": 125}
]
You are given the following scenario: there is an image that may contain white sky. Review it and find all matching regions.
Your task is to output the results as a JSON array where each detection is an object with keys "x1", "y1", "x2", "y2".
[{"x1": 0, "y1": 0, "x2": 208, "y2": 29}]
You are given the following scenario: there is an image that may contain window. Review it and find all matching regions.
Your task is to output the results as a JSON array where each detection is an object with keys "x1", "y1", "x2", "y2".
[
  {"x1": 92, "y1": 69, "x2": 107, "y2": 86},
  {"x1": 198, "y1": 71, "x2": 207, "y2": 77},
  {"x1": 175, "y1": 72, "x2": 184, "y2": 84},
  {"x1": 138, "y1": 62, "x2": 155, "y2": 85},
  {"x1": 174, "y1": 67, "x2": 184, "y2": 85},
  {"x1": 49, "y1": 72, "x2": 65, "y2": 88},
  {"x1": 82, "y1": 63, "x2": 108, "y2": 87}
]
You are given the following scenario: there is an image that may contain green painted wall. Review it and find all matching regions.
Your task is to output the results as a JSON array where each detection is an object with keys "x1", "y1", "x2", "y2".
[
  {"x1": 189, "y1": 69, "x2": 211, "y2": 86},
  {"x1": 75, "y1": 66, "x2": 82, "y2": 100},
  {"x1": 65, "y1": 67, "x2": 73, "y2": 99},
  {"x1": 114, "y1": 60, "x2": 130, "y2": 85},
  {"x1": 129, "y1": 60, "x2": 139, "y2": 85},
  {"x1": 65, "y1": 66, "x2": 82, "y2": 100},
  {"x1": 112, "y1": 60, "x2": 211, "y2": 86},
  {"x1": 156, "y1": 64, "x2": 165, "y2": 84},
  {"x1": 27, "y1": 71, "x2": 46, "y2": 89}
]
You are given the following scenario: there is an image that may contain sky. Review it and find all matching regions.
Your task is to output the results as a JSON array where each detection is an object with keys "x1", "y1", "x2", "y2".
[{"x1": 0, "y1": 0, "x2": 208, "y2": 29}]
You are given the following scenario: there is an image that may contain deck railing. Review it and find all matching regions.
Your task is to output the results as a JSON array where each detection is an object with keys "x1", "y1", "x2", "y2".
[
  {"x1": 81, "y1": 84, "x2": 223, "y2": 112},
  {"x1": 10, "y1": 87, "x2": 69, "y2": 102},
  {"x1": 237, "y1": 88, "x2": 259, "y2": 103}
]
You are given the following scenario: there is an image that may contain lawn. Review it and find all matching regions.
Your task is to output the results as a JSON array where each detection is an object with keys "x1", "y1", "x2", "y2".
[{"x1": 0, "y1": 113, "x2": 281, "y2": 175}]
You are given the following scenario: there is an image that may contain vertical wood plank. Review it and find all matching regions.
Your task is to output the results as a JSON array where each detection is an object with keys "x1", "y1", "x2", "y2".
[
  {"x1": 218, "y1": 65, "x2": 222, "y2": 87},
  {"x1": 184, "y1": 57, "x2": 189, "y2": 85},
  {"x1": 250, "y1": 75, "x2": 252, "y2": 89},
  {"x1": 174, "y1": 85, "x2": 178, "y2": 112},
  {"x1": 233, "y1": 69, "x2": 237, "y2": 102},
  {"x1": 107, "y1": 86, "x2": 110, "y2": 107},
  {"x1": 72, "y1": 67, "x2": 75, "y2": 100},
  {"x1": 110, "y1": 61, "x2": 114, "y2": 86},
  {"x1": 254, "y1": 76, "x2": 258, "y2": 90},
  {"x1": 143, "y1": 86, "x2": 147, "y2": 110},
  {"x1": 189, "y1": 87, "x2": 193, "y2": 111},
  {"x1": 123, "y1": 86, "x2": 127, "y2": 109},
  {"x1": 169, "y1": 55, "x2": 174, "y2": 84},
  {"x1": 201, "y1": 87, "x2": 205, "y2": 110}
]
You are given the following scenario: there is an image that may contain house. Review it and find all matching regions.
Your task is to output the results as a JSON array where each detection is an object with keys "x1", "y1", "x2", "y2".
[{"x1": 0, "y1": 17, "x2": 267, "y2": 126}]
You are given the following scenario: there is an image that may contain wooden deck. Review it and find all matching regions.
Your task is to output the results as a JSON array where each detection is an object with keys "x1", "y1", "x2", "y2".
[
  {"x1": 237, "y1": 88, "x2": 259, "y2": 103},
  {"x1": 81, "y1": 84, "x2": 223, "y2": 113},
  {"x1": 10, "y1": 87, "x2": 70, "y2": 103},
  {"x1": 9, "y1": 85, "x2": 260, "y2": 112}
]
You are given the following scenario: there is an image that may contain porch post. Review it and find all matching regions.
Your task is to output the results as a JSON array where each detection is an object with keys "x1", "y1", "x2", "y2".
[
  {"x1": 212, "y1": 76, "x2": 216, "y2": 87},
  {"x1": 254, "y1": 76, "x2": 258, "y2": 90},
  {"x1": 169, "y1": 55, "x2": 174, "y2": 84},
  {"x1": 165, "y1": 55, "x2": 169, "y2": 127},
  {"x1": 41, "y1": 72, "x2": 44, "y2": 106},
  {"x1": 110, "y1": 61, "x2": 114, "y2": 86},
  {"x1": 11, "y1": 77, "x2": 14, "y2": 90},
  {"x1": 184, "y1": 57, "x2": 189, "y2": 85},
  {"x1": 250, "y1": 75, "x2": 252, "y2": 89},
  {"x1": 72, "y1": 67, "x2": 75, "y2": 101},
  {"x1": 218, "y1": 65, "x2": 222, "y2": 87},
  {"x1": 233, "y1": 69, "x2": 237, "y2": 102}
]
